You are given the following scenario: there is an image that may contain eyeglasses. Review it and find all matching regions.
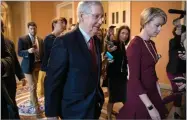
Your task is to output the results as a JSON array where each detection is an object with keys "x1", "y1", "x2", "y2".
[{"x1": 86, "y1": 13, "x2": 104, "y2": 21}]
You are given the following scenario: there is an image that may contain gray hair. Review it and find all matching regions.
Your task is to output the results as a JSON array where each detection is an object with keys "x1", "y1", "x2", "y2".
[
  {"x1": 77, "y1": 1, "x2": 103, "y2": 22},
  {"x1": 140, "y1": 7, "x2": 167, "y2": 29}
]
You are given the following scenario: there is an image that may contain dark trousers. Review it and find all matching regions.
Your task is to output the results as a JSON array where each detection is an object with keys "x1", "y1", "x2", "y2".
[
  {"x1": 94, "y1": 103, "x2": 102, "y2": 119},
  {"x1": 2, "y1": 80, "x2": 20, "y2": 119}
]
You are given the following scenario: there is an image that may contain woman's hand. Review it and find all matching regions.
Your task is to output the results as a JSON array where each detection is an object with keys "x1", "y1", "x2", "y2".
[
  {"x1": 147, "y1": 106, "x2": 161, "y2": 120},
  {"x1": 156, "y1": 82, "x2": 162, "y2": 97},
  {"x1": 139, "y1": 94, "x2": 161, "y2": 120}
]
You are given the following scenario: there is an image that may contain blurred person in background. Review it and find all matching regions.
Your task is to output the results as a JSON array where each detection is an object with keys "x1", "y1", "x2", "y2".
[
  {"x1": 163, "y1": 24, "x2": 186, "y2": 119},
  {"x1": 1, "y1": 20, "x2": 26, "y2": 119},
  {"x1": 38, "y1": 17, "x2": 67, "y2": 98},
  {"x1": 18, "y1": 21, "x2": 44, "y2": 114},
  {"x1": 106, "y1": 25, "x2": 130, "y2": 119}
]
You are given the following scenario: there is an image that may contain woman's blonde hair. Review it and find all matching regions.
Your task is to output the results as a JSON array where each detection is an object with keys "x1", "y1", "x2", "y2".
[{"x1": 140, "y1": 7, "x2": 167, "y2": 29}]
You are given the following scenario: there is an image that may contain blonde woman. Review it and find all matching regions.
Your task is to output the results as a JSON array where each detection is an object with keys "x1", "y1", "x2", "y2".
[{"x1": 117, "y1": 7, "x2": 168, "y2": 119}]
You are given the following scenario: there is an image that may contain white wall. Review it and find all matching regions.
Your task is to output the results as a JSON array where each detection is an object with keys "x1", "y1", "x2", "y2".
[{"x1": 108, "y1": 1, "x2": 131, "y2": 33}]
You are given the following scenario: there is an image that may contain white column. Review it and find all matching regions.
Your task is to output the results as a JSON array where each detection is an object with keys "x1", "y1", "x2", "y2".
[{"x1": 24, "y1": 1, "x2": 31, "y2": 34}]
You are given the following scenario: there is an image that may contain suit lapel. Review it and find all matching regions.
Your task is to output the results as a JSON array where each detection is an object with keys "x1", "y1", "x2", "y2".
[
  {"x1": 26, "y1": 35, "x2": 32, "y2": 48},
  {"x1": 74, "y1": 28, "x2": 101, "y2": 80},
  {"x1": 37, "y1": 38, "x2": 43, "y2": 57},
  {"x1": 75, "y1": 27, "x2": 92, "y2": 66},
  {"x1": 93, "y1": 36, "x2": 100, "y2": 67},
  {"x1": 93, "y1": 36, "x2": 101, "y2": 82}
]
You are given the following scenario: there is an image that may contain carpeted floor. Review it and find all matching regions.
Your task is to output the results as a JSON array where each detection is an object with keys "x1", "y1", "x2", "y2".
[{"x1": 16, "y1": 81, "x2": 178, "y2": 120}]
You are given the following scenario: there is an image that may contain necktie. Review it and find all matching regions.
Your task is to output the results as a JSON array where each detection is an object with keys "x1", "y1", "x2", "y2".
[
  {"x1": 89, "y1": 38, "x2": 97, "y2": 72},
  {"x1": 32, "y1": 36, "x2": 40, "y2": 62}
]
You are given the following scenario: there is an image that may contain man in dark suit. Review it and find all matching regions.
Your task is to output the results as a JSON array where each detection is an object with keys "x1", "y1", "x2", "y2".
[
  {"x1": 1, "y1": 20, "x2": 26, "y2": 119},
  {"x1": 18, "y1": 22, "x2": 44, "y2": 113},
  {"x1": 1, "y1": 26, "x2": 14, "y2": 119},
  {"x1": 45, "y1": 1, "x2": 104, "y2": 119}
]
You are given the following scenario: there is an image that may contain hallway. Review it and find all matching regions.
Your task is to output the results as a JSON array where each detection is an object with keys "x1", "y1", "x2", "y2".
[{"x1": 16, "y1": 81, "x2": 177, "y2": 120}]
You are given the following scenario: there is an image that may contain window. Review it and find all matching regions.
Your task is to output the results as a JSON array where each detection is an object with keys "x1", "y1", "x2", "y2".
[
  {"x1": 123, "y1": 10, "x2": 126, "y2": 23},
  {"x1": 116, "y1": 12, "x2": 119, "y2": 24},
  {"x1": 112, "y1": 12, "x2": 115, "y2": 24}
]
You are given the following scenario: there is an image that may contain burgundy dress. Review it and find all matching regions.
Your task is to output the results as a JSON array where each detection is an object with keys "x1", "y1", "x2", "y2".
[{"x1": 117, "y1": 36, "x2": 168, "y2": 119}]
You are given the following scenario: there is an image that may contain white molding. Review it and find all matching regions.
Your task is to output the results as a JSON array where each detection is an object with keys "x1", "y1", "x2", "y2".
[
  {"x1": 72, "y1": 2, "x2": 75, "y2": 23},
  {"x1": 24, "y1": 1, "x2": 31, "y2": 34},
  {"x1": 56, "y1": 2, "x2": 73, "y2": 18}
]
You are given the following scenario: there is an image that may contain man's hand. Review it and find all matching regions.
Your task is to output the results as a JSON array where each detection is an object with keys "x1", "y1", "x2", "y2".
[
  {"x1": 177, "y1": 83, "x2": 186, "y2": 91},
  {"x1": 178, "y1": 54, "x2": 186, "y2": 60},
  {"x1": 107, "y1": 45, "x2": 117, "y2": 52},
  {"x1": 107, "y1": 58, "x2": 114, "y2": 63},
  {"x1": 28, "y1": 48, "x2": 35, "y2": 53},
  {"x1": 173, "y1": 18, "x2": 181, "y2": 28},
  {"x1": 20, "y1": 78, "x2": 27, "y2": 86}
]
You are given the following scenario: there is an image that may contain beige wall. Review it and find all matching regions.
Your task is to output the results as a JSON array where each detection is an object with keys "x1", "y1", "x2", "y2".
[
  {"x1": 131, "y1": 1, "x2": 183, "y2": 84},
  {"x1": 30, "y1": 1, "x2": 56, "y2": 39},
  {"x1": 6, "y1": 2, "x2": 26, "y2": 49},
  {"x1": 101, "y1": 1, "x2": 108, "y2": 30},
  {"x1": 73, "y1": 1, "x2": 79, "y2": 24},
  {"x1": 4, "y1": 1, "x2": 185, "y2": 85},
  {"x1": 6, "y1": 1, "x2": 57, "y2": 49},
  {"x1": 108, "y1": 1, "x2": 131, "y2": 31}
]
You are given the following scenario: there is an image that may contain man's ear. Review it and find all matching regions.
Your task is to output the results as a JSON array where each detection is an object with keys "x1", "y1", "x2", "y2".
[
  {"x1": 53, "y1": 23, "x2": 56, "y2": 29},
  {"x1": 80, "y1": 13, "x2": 84, "y2": 22}
]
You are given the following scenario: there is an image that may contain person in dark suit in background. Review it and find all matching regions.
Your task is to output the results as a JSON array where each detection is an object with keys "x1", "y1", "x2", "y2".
[
  {"x1": 41, "y1": 17, "x2": 67, "y2": 72},
  {"x1": 44, "y1": 1, "x2": 104, "y2": 119},
  {"x1": 18, "y1": 22, "x2": 44, "y2": 113},
  {"x1": 163, "y1": 25, "x2": 186, "y2": 119},
  {"x1": 1, "y1": 22, "x2": 14, "y2": 119},
  {"x1": 37, "y1": 17, "x2": 67, "y2": 98},
  {"x1": 1, "y1": 20, "x2": 27, "y2": 119}
]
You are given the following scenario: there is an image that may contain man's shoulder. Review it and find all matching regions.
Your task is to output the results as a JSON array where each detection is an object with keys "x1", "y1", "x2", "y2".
[
  {"x1": 19, "y1": 35, "x2": 29, "y2": 40},
  {"x1": 4, "y1": 37, "x2": 14, "y2": 45},
  {"x1": 5, "y1": 38, "x2": 14, "y2": 44},
  {"x1": 57, "y1": 30, "x2": 77, "y2": 43},
  {"x1": 4, "y1": 38, "x2": 15, "y2": 50}
]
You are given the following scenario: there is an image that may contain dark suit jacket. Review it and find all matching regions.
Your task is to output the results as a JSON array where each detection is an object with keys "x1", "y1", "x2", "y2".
[
  {"x1": 44, "y1": 27, "x2": 104, "y2": 119},
  {"x1": 1, "y1": 33, "x2": 18, "y2": 119},
  {"x1": 41, "y1": 34, "x2": 56, "y2": 72},
  {"x1": 1, "y1": 33, "x2": 12, "y2": 76},
  {"x1": 3, "y1": 38, "x2": 22, "y2": 119},
  {"x1": 4, "y1": 39, "x2": 25, "y2": 97},
  {"x1": 18, "y1": 35, "x2": 44, "y2": 73},
  {"x1": 166, "y1": 36, "x2": 186, "y2": 74},
  {"x1": 5, "y1": 39, "x2": 25, "y2": 80}
]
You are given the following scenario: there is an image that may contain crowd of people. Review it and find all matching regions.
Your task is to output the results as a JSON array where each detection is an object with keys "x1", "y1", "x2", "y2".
[{"x1": 1, "y1": 1, "x2": 186, "y2": 120}]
